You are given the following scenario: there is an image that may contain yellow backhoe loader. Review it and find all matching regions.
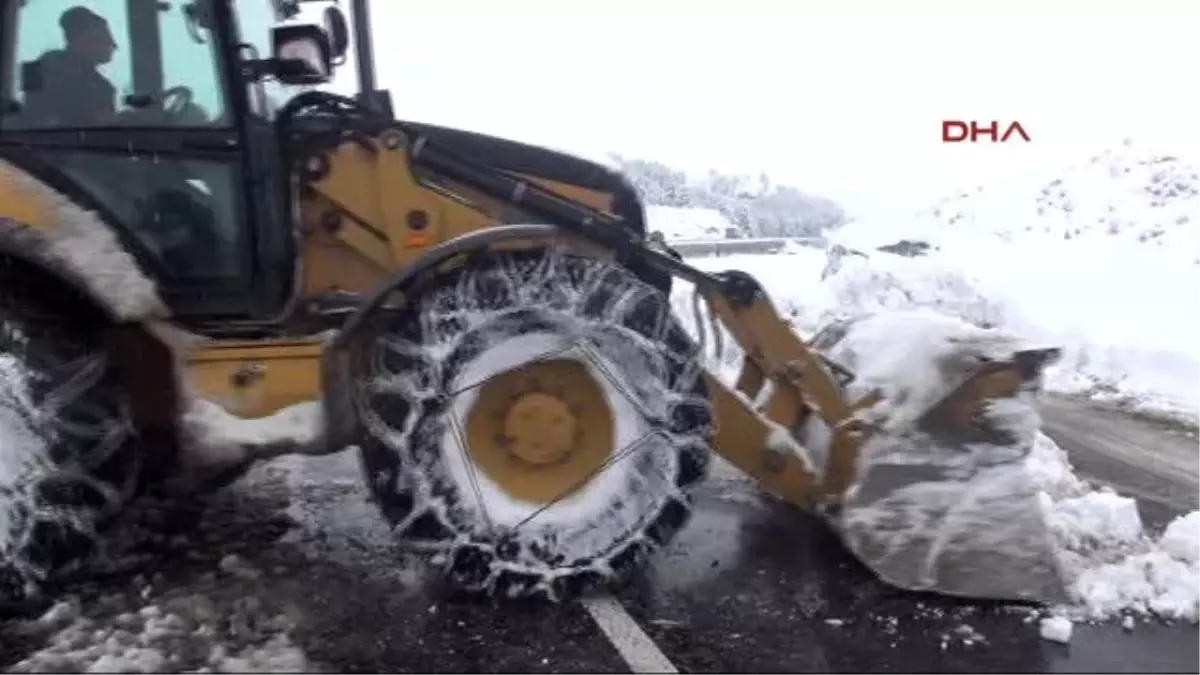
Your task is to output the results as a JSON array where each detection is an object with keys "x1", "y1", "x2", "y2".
[{"x1": 0, "y1": 0, "x2": 1067, "y2": 606}]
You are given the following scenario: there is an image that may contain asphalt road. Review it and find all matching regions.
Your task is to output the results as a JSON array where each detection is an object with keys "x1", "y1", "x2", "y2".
[
  {"x1": 1, "y1": 398, "x2": 1197, "y2": 674},
  {"x1": 1040, "y1": 395, "x2": 1198, "y2": 524}
]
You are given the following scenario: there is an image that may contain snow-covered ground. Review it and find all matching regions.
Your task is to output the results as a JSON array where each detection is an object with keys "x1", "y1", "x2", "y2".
[{"x1": 658, "y1": 139, "x2": 1199, "y2": 629}]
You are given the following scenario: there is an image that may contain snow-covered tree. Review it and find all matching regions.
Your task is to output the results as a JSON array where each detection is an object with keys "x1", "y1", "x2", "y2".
[{"x1": 608, "y1": 155, "x2": 847, "y2": 238}]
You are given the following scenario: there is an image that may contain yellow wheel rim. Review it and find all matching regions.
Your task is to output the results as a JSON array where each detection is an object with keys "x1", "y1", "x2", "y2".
[{"x1": 465, "y1": 358, "x2": 614, "y2": 503}]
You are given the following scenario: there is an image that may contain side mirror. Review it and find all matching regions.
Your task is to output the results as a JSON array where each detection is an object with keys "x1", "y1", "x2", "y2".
[
  {"x1": 323, "y1": 7, "x2": 350, "y2": 62},
  {"x1": 270, "y1": 24, "x2": 333, "y2": 85}
]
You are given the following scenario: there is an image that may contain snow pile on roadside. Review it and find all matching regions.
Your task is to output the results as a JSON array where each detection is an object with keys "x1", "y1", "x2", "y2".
[
  {"x1": 3, "y1": 554, "x2": 313, "y2": 674},
  {"x1": 1023, "y1": 435, "x2": 1198, "y2": 623}
]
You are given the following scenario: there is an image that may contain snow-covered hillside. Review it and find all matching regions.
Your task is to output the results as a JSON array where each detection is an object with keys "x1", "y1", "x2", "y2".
[
  {"x1": 819, "y1": 141, "x2": 1200, "y2": 422},
  {"x1": 611, "y1": 156, "x2": 848, "y2": 239},
  {"x1": 922, "y1": 141, "x2": 1197, "y2": 250}
]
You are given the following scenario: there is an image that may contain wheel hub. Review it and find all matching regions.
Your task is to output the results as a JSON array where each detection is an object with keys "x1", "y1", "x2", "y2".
[
  {"x1": 502, "y1": 391, "x2": 577, "y2": 466},
  {"x1": 465, "y1": 358, "x2": 614, "y2": 503}
]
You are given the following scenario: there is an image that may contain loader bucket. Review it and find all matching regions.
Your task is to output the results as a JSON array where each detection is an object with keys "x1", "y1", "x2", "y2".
[{"x1": 804, "y1": 311, "x2": 1069, "y2": 602}]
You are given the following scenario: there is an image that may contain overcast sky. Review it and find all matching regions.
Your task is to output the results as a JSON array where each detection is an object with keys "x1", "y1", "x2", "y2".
[{"x1": 333, "y1": 0, "x2": 1200, "y2": 216}]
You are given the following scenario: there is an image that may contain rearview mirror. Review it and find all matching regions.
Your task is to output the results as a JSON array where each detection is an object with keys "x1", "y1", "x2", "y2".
[
  {"x1": 323, "y1": 7, "x2": 350, "y2": 62},
  {"x1": 270, "y1": 24, "x2": 333, "y2": 85}
]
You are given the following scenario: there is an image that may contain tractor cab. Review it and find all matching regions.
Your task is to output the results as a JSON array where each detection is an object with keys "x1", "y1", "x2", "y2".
[{"x1": 0, "y1": 0, "x2": 349, "y2": 324}]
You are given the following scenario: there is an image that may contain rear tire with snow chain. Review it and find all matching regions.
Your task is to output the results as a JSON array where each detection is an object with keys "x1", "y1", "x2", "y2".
[
  {"x1": 0, "y1": 256, "x2": 141, "y2": 612},
  {"x1": 354, "y1": 247, "x2": 714, "y2": 600}
]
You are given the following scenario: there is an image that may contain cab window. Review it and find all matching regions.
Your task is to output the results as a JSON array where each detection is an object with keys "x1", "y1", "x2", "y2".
[
  {"x1": 52, "y1": 153, "x2": 247, "y2": 283},
  {"x1": 3, "y1": 0, "x2": 228, "y2": 129}
]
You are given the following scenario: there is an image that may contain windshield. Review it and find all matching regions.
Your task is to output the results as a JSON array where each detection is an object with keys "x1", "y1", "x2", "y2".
[{"x1": 2, "y1": 0, "x2": 229, "y2": 129}]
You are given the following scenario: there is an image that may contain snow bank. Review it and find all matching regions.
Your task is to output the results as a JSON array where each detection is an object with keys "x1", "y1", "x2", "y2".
[{"x1": 1031, "y1": 429, "x2": 1199, "y2": 623}]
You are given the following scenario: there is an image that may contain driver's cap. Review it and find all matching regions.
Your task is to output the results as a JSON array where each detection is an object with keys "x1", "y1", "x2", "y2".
[{"x1": 60, "y1": 6, "x2": 108, "y2": 40}]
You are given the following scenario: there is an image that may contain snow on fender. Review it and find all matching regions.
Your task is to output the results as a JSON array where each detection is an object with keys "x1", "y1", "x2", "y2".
[{"x1": 0, "y1": 159, "x2": 166, "y2": 323}]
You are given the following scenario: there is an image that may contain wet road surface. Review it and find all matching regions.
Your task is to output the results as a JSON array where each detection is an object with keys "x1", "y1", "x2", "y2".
[
  {"x1": 2, "y1": 402, "x2": 1197, "y2": 673},
  {"x1": 1041, "y1": 395, "x2": 1198, "y2": 522}
]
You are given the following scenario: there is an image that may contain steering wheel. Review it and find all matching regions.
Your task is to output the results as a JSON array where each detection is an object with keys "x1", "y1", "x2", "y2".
[
  {"x1": 113, "y1": 85, "x2": 199, "y2": 126},
  {"x1": 137, "y1": 184, "x2": 223, "y2": 277},
  {"x1": 160, "y1": 85, "x2": 194, "y2": 122}
]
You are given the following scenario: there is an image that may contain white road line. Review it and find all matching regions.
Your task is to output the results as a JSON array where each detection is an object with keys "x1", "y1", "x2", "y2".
[{"x1": 581, "y1": 593, "x2": 679, "y2": 674}]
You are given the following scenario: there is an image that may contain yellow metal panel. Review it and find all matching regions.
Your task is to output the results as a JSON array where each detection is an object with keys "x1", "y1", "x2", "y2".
[
  {"x1": 0, "y1": 163, "x2": 59, "y2": 233},
  {"x1": 706, "y1": 374, "x2": 819, "y2": 507},
  {"x1": 186, "y1": 338, "x2": 324, "y2": 418},
  {"x1": 312, "y1": 144, "x2": 386, "y2": 227},
  {"x1": 526, "y1": 177, "x2": 615, "y2": 215},
  {"x1": 333, "y1": 217, "x2": 392, "y2": 268}
]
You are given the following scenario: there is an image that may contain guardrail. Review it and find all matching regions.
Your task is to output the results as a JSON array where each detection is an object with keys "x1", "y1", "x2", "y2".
[{"x1": 666, "y1": 237, "x2": 827, "y2": 257}]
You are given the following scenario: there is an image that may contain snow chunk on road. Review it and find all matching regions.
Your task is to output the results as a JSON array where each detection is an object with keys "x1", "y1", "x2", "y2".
[
  {"x1": 5, "y1": 559, "x2": 314, "y2": 674},
  {"x1": 1028, "y1": 434, "x2": 1199, "y2": 622},
  {"x1": 1044, "y1": 491, "x2": 1143, "y2": 554},
  {"x1": 1025, "y1": 433, "x2": 1088, "y2": 498},
  {"x1": 1052, "y1": 500, "x2": 1198, "y2": 622},
  {"x1": 1069, "y1": 545, "x2": 1197, "y2": 621},
  {"x1": 1039, "y1": 616, "x2": 1074, "y2": 643},
  {"x1": 1160, "y1": 512, "x2": 1200, "y2": 564}
]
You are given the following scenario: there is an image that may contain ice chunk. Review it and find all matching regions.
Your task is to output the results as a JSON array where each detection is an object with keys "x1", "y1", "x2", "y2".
[
  {"x1": 1160, "y1": 512, "x2": 1200, "y2": 564},
  {"x1": 1044, "y1": 490, "x2": 1144, "y2": 555},
  {"x1": 1039, "y1": 616, "x2": 1073, "y2": 643}
]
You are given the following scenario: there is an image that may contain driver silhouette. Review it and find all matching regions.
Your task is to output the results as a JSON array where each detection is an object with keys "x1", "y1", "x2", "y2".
[{"x1": 23, "y1": 6, "x2": 117, "y2": 126}]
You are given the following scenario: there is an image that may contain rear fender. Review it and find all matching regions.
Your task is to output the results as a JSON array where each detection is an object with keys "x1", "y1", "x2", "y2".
[{"x1": 0, "y1": 159, "x2": 167, "y2": 322}]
